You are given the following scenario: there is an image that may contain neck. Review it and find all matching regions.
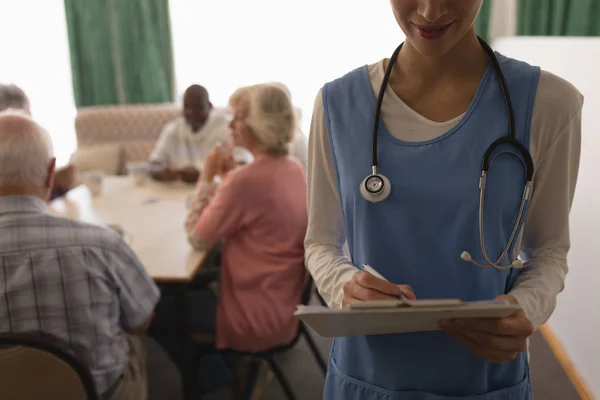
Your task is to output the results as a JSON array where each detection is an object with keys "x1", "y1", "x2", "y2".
[
  {"x1": 190, "y1": 125, "x2": 202, "y2": 134},
  {"x1": 0, "y1": 186, "x2": 48, "y2": 201},
  {"x1": 394, "y1": 31, "x2": 488, "y2": 85}
]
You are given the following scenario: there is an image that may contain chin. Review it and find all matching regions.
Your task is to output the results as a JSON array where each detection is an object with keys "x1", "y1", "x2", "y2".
[{"x1": 407, "y1": 36, "x2": 453, "y2": 57}]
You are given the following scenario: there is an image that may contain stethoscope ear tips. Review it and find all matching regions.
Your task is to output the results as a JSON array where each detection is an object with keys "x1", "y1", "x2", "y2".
[
  {"x1": 511, "y1": 259, "x2": 524, "y2": 269},
  {"x1": 461, "y1": 250, "x2": 524, "y2": 269},
  {"x1": 360, "y1": 174, "x2": 391, "y2": 203},
  {"x1": 460, "y1": 251, "x2": 472, "y2": 262}
]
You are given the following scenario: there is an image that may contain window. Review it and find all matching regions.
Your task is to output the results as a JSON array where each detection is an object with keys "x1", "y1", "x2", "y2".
[
  {"x1": 0, "y1": 0, "x2": 76, "y2": 166},
  {"x1": 169, "y1": 0, "x2": 404, "y2": 133}
]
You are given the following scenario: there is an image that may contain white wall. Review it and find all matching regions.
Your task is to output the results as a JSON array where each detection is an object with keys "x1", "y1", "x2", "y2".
[
  {"x1": 489, "y1": 0, "x2": 517, "y2": 39},
  {"x1": 493, "y1": 36, "x2": 600, "y2": 397},
  {"x1": 0, "y1": 0, "x2": 76, "y2": 166},
  {"x1": 169, "y1": 0, "x2": 404, "y2": 134}
]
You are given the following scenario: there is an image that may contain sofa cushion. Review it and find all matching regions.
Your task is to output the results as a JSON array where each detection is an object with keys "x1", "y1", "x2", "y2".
[{"x1": 70, "y1": 143, "x2": 124, "y2": 176}]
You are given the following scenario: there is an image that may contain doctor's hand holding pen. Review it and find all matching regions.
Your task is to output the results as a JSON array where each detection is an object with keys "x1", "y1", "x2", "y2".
[{"x1": 342, "y1": 266, "x2": 416, "y2": 308}]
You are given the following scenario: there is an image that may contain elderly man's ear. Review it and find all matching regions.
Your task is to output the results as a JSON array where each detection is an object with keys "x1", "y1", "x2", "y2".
[{"x1": 46, "y1": 158, "x2": 56, "y2": 191}]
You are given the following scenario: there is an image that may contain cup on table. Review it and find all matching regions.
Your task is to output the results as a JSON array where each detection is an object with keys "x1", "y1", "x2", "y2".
[
  {"x1": 82, "y1": 171, "x2": 104, "y2": 196},
  {"x1": 126, "y1": 162, "x2": 148, "y2": 187}
]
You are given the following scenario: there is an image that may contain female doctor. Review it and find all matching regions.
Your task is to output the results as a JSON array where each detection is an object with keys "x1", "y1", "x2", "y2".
[{"x1": 305, "y1": 0, "x2": 583, "y2": 399}]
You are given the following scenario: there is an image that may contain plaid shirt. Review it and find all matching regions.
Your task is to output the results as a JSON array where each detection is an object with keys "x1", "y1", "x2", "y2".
[{"x1": 0, "y1": 196, "x2": 160, "y2": 395}]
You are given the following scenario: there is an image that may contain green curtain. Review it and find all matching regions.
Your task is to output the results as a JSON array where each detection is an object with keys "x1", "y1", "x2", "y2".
[
  {"x1": 474, "y1": 0, "x2": 492, "y2": 41},
  {"x1": 64, "y1": 0, "x2": 175, "y2": 107},
  {"x1": 518, "y1": 0, "x2": 600, "y2": 36}
]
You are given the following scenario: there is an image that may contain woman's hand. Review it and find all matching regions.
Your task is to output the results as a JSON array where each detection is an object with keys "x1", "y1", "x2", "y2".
[
  {"x1": 201, "y1": 147, "x2": 222, "y2": 182},
  {"x1": 216, "y1": 142, "x2": 237, "y2": 177},
  {"x1": 342, "y1": 270, "x2": 415, "y2": 308},
  {"x1": 219, "y1": 152, "x2": 236, "y2": 177},
  {"x1": 438, "y1": 295, "x2": 533, "y2": 363},
  {"x1": 202, "y1": 143, "x2": 238, "y2": 182}
]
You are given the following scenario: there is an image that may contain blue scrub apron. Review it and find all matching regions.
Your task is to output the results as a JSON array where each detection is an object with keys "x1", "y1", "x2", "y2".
[{"x1": 322, "y1": 54, "x2": 540, "y2": 399}]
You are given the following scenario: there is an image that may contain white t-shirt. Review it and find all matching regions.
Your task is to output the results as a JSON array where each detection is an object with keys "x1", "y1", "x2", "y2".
[
  {"x1": 305, "y1": 59, "x2": 584, "y2": 329},
  {"x1": 149, "y1": 110, "x2": 231, "y2": 170}
]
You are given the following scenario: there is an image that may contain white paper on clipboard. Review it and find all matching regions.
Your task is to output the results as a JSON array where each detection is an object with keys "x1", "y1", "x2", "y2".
[
  {"x1": 294, "y1": 300, "x2": 521, "y2": 337},
  {"x1": 348, "y1": 298, "x2": 465, "y2": 309}
]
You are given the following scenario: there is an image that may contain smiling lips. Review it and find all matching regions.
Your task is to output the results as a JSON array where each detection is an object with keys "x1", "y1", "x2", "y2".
[{"x1": 414, "y1": 21, "x2": 454, "y2": 40}]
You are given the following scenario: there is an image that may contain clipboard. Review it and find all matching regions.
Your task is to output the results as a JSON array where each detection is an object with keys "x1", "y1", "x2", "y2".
[{"x1": 294, "y1": 299, "x2": 521, "y2": 337}]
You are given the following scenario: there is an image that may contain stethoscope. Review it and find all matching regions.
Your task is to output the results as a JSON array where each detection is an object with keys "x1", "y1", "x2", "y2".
[{"x1": 360, "y1": 37, "x2": 533, "y2": 270}]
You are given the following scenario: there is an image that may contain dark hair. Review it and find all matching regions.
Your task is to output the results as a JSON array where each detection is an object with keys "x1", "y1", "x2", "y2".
[
  {"x1": 184, "y1": 84, "x2": 209, "y2": 101},
  {"x1": 0, "y1": 84, "x2": 29, "y2": 112}
]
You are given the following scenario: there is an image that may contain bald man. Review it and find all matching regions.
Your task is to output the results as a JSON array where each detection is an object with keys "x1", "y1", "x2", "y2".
[
  {"x1": 149, "y1": 85, "x2": 230, "y2": 183},
  {"x1": 0, "y1": 110, "x2": 183, "y2": 400}
]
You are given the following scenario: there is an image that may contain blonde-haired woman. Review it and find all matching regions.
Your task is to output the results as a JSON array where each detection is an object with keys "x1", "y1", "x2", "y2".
[
  {"x1": 150, "y1": 83, "x2": 307, "y2": 396},
  {"x1": 230, "y1": 82, "x2": 308, "y2": 169}
]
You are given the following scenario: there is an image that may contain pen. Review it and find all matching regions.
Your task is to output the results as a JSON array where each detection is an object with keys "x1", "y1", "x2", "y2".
[
  {"x1": 362, "y1": 264, "x2": 405, "y2": 299},
  {"x1": 362, "y1": 264, "x2": 388, "y2": 281}
]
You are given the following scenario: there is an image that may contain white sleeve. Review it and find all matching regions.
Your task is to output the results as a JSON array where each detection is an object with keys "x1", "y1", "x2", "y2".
[
  {"x1": 510, "y1": 74, "x2": 583, "y2": 329},
  {"x1": 149, "y1": 121, "x2": 176, "y2": 164},
  {"x1": 304, "y1": 89, "x2": 358, "y2": 309}
]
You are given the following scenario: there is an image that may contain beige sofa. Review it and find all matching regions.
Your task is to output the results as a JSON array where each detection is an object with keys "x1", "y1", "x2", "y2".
[{"x1": 70, "y1": 104, "x2": 180, "y2": 175}]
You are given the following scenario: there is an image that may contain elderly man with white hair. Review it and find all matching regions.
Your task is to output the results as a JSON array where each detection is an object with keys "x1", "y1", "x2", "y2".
[
  {"x1": 0, "y1": 110, "x2": 183, "y2": 399},
  {"x1": 0, "y1": 83, "x2": 76, "y2": 200}
]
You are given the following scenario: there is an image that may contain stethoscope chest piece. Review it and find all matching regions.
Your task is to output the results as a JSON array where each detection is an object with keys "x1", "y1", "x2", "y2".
[{"x1": 360, "y1": 173, "x2": 391, "y2": 203}]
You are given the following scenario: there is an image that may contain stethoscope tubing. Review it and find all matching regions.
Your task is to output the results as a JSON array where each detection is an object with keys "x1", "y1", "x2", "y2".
[{"x1": 364, "y1": 36, "x2": 534, "y2": 270}]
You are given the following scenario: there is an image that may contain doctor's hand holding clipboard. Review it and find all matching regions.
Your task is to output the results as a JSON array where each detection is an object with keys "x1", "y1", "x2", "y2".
[
  {"x1": 438, "y1": 293, "x2": 533, "y2": 364},
  {"x1": 355, "y1": 264, "x2": 533, "y2": 364}
]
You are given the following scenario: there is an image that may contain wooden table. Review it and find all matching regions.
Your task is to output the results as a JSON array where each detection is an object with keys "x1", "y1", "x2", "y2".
[{"x1": 49, "y1": 176, "x2": 208, "y2": 282}]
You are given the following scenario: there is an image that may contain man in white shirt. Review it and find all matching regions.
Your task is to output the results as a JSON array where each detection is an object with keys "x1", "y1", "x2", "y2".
[{"x1": 149, "y1": 85, "x2": 230, "y2": 183}]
